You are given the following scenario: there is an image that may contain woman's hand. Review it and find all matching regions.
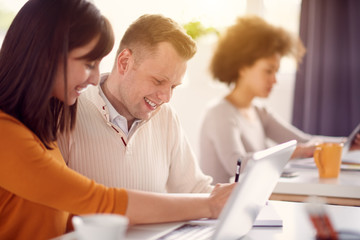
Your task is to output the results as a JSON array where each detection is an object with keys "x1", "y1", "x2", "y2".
[
  {"x1": 350, "y1": 134, "x2": 360, "y2": 151},
  {"x1": 291, "y1": 144, "x2": 316, "y2": 159}
]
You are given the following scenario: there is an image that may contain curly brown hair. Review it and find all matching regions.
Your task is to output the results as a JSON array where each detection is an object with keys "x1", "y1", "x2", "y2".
[{"x1": 210, "y1": 15, "x2": 305, "y2": 85}]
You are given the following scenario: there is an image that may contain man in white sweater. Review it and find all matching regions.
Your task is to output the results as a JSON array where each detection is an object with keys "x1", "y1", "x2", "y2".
[{"x1": 57, "y1": 14, "x2": 214, "y2": 193}]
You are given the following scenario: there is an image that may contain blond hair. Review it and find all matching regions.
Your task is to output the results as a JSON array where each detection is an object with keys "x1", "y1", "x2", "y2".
[{"x1": 116, "y1": 14, "x2": 197, "y2": 65}]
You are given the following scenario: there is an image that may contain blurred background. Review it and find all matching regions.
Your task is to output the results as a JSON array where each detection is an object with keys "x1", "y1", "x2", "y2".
[{"x1": 1, "y1": 0, "x2": 358, "y2": 158}]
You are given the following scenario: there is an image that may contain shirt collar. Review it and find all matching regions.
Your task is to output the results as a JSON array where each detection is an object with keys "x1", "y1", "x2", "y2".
[
  {"x1": 98, "y1": 74, "x2": 141, "y2": 135},
  {"x1": 98, "y1": 84, "x2": 119, "y2": 123}
]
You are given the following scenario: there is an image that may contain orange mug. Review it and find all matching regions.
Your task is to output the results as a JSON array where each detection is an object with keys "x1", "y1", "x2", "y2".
[{"x1": 314, "y1": 142, "x2": 343, "y2": 178}]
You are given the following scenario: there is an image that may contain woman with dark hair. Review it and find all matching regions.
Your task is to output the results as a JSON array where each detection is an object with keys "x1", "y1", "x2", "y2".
[{"x1": 0, "y1": 0, "x2": 234, "y2": 239}]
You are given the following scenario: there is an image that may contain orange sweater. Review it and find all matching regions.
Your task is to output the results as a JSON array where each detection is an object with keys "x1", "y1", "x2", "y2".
[{"x1": 0, "y1": 112, "x2": 128, "y2": 240}]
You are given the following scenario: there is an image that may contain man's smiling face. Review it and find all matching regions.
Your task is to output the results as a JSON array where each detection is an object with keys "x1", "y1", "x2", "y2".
[{"x1": 116, "y1": 42, "x2": 187, "y2": 123}]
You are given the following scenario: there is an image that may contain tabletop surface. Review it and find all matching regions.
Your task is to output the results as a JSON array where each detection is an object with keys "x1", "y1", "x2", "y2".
[
  {"x1": 53, "y1": 200, "x2": 360, "y2": 240},
  {"x1": 275, "y1": 165, "x2": 360, "y2": 198},
  {"x1": 273, "y1": 151, "x2": 360, "y2": 199}
]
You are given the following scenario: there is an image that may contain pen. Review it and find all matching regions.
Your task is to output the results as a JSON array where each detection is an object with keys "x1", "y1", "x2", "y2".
[{"x1": 234, "y1": 159, "x2": 241, "y2": 182}]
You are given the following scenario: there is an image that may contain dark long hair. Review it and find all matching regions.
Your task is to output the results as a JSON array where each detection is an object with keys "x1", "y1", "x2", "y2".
[{"x1": 0, "y1": 0, "x2": 114, "y2": 149}]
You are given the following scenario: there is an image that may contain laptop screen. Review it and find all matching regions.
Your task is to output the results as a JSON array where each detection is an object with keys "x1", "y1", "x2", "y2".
[{"x1": 212, "y1": 140, "x2": 296, "y2": 239}]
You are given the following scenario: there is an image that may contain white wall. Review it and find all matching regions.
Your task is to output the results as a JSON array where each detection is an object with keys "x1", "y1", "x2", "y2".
[
  {"x1": 170, "y1": 35, "x2": 296, "y2": 158},
  {"x1": 0, "y1": 0, "x2": 299, "y2": 159},
  {"x1": 90, "y1": 0, "x2": 300, "y2": 159},
  {"x1": 91, "y1": 0, "x2": 299, "y2": 159}
]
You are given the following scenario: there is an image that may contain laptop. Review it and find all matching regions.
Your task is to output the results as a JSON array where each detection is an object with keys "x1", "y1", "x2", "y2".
[
  {"x1": 127, "y1": 140, "x2": 297, "y2": 240},
  {"x1": 342, "y1": 122, "x2": 360, "y2": 157}
]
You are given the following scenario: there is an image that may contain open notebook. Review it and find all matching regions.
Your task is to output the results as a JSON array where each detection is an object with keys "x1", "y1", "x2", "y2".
[{"x1": 127, "y1": 140, "x2": 296, "y2": 240}]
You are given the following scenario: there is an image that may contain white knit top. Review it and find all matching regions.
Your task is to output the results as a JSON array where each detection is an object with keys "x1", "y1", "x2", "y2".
[
  {"x1": 57, "y1": 83, "x2": 213, "y2": 193},
  {"x1": 199, "y1": 98, "x2": 342, "y2": 184}
]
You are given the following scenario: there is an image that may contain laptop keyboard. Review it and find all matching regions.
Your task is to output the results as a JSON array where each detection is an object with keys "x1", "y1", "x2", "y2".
[{"x1": 157, "y1": 223, "x2": 215, "y2": 240}]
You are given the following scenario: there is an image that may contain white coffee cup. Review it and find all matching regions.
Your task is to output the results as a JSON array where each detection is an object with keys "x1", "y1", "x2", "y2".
[{"x1": 72, "y1": 214, "x2": 129, "y2": 240}]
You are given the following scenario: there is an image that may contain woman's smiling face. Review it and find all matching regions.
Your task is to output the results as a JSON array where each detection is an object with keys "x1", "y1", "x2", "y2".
[{"x1": 52, "y1": 36, "x2": 101, "y2": 105}]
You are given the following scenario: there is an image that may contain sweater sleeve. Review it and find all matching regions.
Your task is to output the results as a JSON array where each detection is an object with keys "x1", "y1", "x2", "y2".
[
  {"x1": 165, "y1": 106, "x2": 213, "y2": 193},
  {"x1": 257, "y1": 106, "x2": 313, "y2": 143},
  {"x1": 258, "y1": 106, "x2": 345, "y2": 146},
  {"x1": 0, "y1": 113, "x2": 127, "y2": 215}
]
